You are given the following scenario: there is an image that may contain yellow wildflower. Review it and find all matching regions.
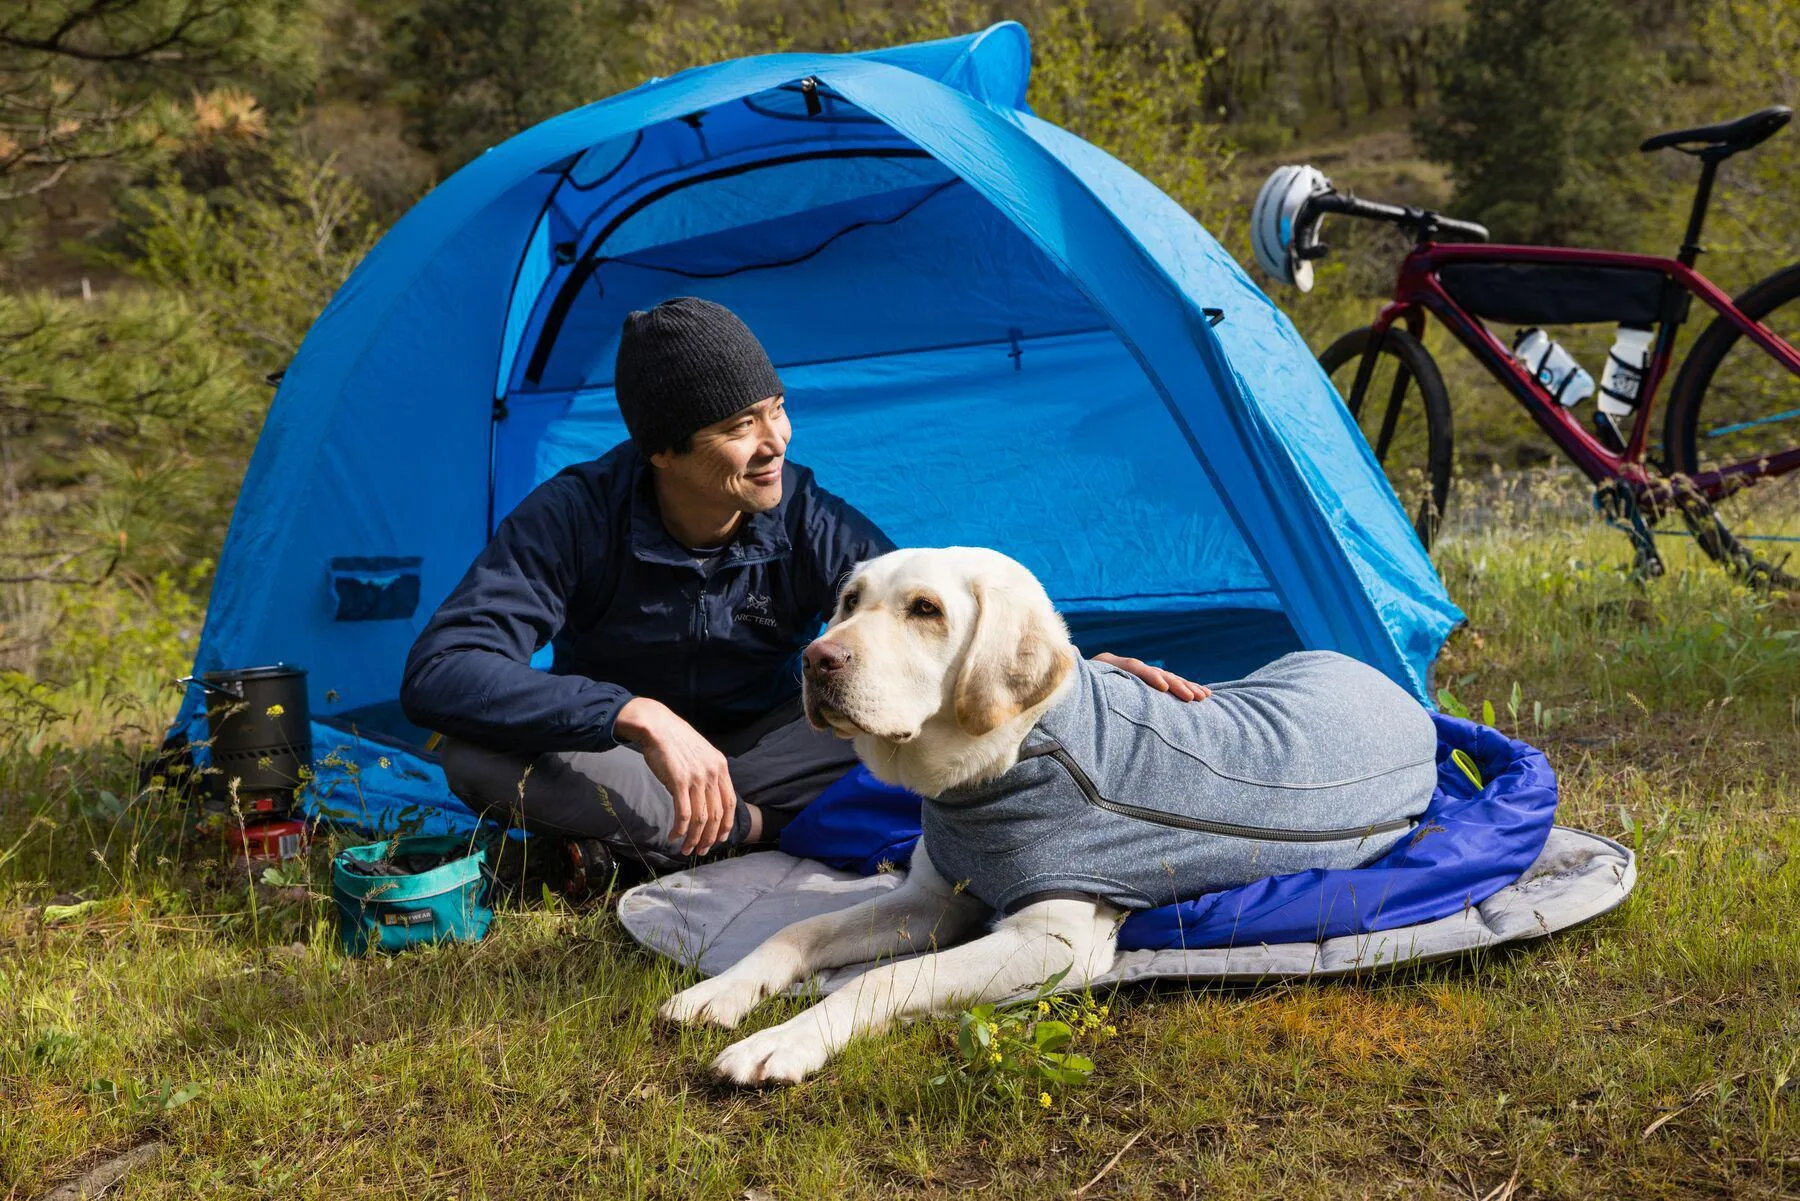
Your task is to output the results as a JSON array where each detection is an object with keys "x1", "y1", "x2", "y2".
[
  {"x1": 1039, "y1": 1092, "x2": 1053, "y2": 1109},
  {"x1": 990, "y1": 1051, "x2": 1003, "y2": 1064},
  {"x1": 1104, "y1": 1025, "x2": 1117, "y2": 1037},
  {"x1": 265, "y1": 703, "x2": 285, "y2": 716},
  {"x1": 1037, "y1": 1000, "x2": 1050, "y2": 1015}
]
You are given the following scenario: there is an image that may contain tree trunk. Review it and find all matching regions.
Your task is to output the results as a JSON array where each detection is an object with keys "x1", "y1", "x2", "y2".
[
  {"x1": 1322, "y1": 6, "x2": 1349, "y2": 129},
  {"x1": 1353, "y1": 37, "x2": 1386, "y2": 113},
  {"x1": 1395, "y1": 35, "x2": 1420, "y2": 110}
]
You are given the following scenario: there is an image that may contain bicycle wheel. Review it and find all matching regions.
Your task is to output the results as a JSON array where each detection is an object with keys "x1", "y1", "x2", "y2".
[
  {"x1": 1663, "y1": 262, "x2": 1800, "y2": 544},
  {"x1": 1319, "y1": 325, "x2": 1454, "y2": 548}
]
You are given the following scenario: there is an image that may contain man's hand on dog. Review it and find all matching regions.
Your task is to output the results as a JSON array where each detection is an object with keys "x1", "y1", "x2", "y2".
[
  {"x1": 616, "y1": 697, "x2": 737, "y2": 854},
  {"x1": 1093, "y1": 653, "x2": 1212, "y2": 702}
]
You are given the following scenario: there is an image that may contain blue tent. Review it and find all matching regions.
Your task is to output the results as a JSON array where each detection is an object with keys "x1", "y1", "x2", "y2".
[{"x1": 174, "y1": 23, "x2": 1462, "y2": 827}]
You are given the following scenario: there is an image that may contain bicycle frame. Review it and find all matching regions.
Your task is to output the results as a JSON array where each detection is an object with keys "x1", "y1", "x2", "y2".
[{"x1": 1357, "y1": 242, "x2": 1800, "y2": 509}]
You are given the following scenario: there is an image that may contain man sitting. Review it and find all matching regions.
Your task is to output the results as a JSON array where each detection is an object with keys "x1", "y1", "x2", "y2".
[{"x1": 401, "y1": 297, "x2": 1199, "y2": 889}]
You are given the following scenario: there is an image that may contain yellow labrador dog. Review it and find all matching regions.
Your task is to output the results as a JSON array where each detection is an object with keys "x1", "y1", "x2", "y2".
[{"x1": 661, "y1": 547, "x2": 1438, "y2": 1084}]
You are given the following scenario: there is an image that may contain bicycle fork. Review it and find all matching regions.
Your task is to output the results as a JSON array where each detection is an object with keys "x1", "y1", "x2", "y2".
[{"x1": 1348, "y1": 309, "x2": 1424, "y2": 461}]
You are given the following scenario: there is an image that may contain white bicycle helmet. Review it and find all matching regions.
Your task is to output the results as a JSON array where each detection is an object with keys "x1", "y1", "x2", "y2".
[{"x1": 1251, "y1": 165, "x2": 1334, "y2": 292}]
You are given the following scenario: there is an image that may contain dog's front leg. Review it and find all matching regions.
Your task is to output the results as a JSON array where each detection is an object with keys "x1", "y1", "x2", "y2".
[
  {"x1": 711, "y1": 896, "x2": 1119, "y2": 1085},
  {"x1": 661, "y1": 844, "x2": 984, "y2": 1030}
]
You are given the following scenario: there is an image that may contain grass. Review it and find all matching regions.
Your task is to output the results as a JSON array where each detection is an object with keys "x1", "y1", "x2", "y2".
[{"x1": 3, "y1": 483, "x2": 1800, "y2": 1198}]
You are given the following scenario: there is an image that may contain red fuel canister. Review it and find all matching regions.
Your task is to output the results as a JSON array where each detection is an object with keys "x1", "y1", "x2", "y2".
[{"x1": 228, "y1": 818, "x2": 309, "y2": 865}]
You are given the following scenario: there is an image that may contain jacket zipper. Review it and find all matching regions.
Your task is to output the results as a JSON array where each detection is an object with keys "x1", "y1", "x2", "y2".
[
  {"x1": 685, "y1": 579, "x2": 706, "y2": 705},
  {"x1": 1021, "y1": 743, "x2": 1414, "y2": 843}
]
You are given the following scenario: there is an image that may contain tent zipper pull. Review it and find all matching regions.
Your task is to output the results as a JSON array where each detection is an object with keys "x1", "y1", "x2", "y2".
[{"x1": 800, "y1": 77, "x2": 822, "y2": 117}]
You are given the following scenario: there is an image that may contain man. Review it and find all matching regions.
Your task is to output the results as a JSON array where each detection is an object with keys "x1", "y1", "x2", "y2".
[{"x1": 401, "y1": 297, "x2": 1202, "y2": 885}]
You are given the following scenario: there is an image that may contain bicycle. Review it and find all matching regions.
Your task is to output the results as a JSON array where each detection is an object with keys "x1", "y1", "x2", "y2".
[{"x1": 1252, "y1": 105, "x2": 1800, "y2": 584}]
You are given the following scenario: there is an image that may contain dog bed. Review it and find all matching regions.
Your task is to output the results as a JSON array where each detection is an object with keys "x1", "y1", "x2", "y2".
[{"x1": 619, "y1": 715, "x2": 1637, "y2": 989}]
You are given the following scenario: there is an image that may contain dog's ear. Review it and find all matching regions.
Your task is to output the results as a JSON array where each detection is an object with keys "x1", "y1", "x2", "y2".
[{"x1": 952, "y1": 575, "x2": 1075, "y2": 736}]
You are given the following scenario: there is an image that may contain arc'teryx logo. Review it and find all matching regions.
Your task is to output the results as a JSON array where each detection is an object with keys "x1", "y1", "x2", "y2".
[{"x1": 737, "y1": 593, "x2": 776, "y2": 627}]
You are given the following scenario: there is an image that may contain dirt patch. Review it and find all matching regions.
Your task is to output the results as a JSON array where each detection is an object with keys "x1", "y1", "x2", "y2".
[{"x1": 35, "y1": 1139, "x2": 168, "y2": 1200}]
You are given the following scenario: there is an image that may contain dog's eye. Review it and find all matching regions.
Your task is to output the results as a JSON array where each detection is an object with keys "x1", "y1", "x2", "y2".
[
  {"x1": 841, "y1": 591, "x2": 860, "y2": 614},
  {"x1": 908, "y1": 597, "x2": 942, "y2": 619}
]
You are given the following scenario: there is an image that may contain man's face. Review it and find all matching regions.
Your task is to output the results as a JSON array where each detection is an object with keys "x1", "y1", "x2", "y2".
[{"x1": 651, "y1": 394, "x2": 791, "y2": 516}]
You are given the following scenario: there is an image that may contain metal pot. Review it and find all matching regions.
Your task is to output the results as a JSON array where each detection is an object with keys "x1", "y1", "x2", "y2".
[{"x1": 186, "y1": 664, "x2": 312, "y2": 816}]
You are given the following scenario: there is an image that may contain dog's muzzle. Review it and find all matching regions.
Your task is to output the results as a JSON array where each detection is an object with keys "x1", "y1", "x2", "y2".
[{"x1": 801, "y1": 672, "x2": 853, "y2": 735}]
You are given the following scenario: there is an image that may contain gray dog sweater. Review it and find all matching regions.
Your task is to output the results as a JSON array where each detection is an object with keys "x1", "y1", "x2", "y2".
[{"x1": 921, "y1": 651, "x2": 1440, "y2": 913}]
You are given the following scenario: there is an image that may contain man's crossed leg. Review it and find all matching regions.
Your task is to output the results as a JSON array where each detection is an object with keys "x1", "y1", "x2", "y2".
[{"x1": 438, "y1": 700, "x2": 858, "y2": 874}]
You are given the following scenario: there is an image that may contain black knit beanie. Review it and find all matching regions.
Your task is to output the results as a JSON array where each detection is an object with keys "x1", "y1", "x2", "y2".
[{"x1": 613, "y1": 297, "x2": 784, "y2": 453}]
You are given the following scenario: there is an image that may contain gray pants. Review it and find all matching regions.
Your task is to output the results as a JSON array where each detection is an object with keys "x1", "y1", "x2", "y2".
[{"x1": 438, "y1": 700, "x2": 859, "y2": 870}]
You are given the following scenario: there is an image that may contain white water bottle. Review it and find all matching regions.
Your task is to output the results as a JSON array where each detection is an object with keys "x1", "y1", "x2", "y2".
[
  {"x1": 1597, "y1": 324, "x2": 1654, "y2": 440},
  {"x1": 1512, "y1": 328, "x2": 1595, "y2": 407}
]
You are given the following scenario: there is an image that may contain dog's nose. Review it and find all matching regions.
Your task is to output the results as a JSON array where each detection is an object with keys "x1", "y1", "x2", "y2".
[{"x1": 804, "y1": 639, "x2": 851, "y2": 677}]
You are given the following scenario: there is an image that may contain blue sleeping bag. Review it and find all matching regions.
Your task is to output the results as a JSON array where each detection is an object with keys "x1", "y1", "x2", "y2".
[{"x1": 778, "y1": 713, "x2": 1558, "y2": 951}]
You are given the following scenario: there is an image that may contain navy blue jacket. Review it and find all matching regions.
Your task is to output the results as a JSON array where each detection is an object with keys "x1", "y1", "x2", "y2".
[{"x1": 400, "y1": 443, "x2": 892, "y2": 752}]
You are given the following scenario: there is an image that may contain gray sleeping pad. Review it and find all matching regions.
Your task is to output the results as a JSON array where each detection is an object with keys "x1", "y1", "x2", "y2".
[{"x1": 618, "y1": 826, "x2": 1636, "y2": 994}]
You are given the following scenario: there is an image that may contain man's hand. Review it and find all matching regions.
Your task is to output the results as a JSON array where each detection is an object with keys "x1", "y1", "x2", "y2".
[
  {"x1": 1093, "y1": 653, "x2": 1212, "y2": 702},
  {"x1": 615, "y1": 698, "x2": 737, "y2": 855}
]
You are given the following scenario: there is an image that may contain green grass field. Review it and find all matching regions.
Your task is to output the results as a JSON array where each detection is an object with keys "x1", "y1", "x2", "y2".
[{"x1": 4, "y1": 478, "x2": 1798, "y2": 1199}]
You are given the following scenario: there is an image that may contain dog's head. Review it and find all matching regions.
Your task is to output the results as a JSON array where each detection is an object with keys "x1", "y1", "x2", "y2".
[{"x1": 802, "y1": 548, "x2": 1076, "y2": 778}]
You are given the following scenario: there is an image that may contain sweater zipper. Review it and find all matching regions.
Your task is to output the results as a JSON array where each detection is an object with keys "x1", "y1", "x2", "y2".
[{"x1": 1021, "y1": 743, "x2": 1414, "y2": 843}]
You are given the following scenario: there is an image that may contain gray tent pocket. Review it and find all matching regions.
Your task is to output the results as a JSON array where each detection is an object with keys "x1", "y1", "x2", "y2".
[{"x1": 328, "y1": 556, "x2": 422, "y2": 621}]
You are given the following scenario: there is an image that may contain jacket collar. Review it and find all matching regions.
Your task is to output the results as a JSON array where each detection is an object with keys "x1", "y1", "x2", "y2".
[{"x1": 625, "y1": 447, "x2": 793, "y2": 569}]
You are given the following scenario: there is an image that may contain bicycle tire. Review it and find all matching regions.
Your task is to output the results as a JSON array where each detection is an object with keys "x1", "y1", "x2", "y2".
[
  {"x1": 1664, "y1": 261, "x2": 1800, "y2": 476},
  {"x1": 1319, "y1": 325, "x2": 1455, "y2": 548}
]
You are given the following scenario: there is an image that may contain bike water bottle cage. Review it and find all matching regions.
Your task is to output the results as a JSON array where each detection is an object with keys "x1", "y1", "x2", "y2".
[
  {"x1": 1252, "y1": 165, "x2": 1334, "y2": 291},
  {"x1": 1640, "y1": 106, "x2": 1791, "y2": 161}
]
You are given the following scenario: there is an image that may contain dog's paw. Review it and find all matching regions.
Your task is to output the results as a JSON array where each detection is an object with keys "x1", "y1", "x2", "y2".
[
  {"x1": 712, "y1": 1019, "x2": 830, "y2": 1085},
  {"x1": 659, "y1": 974, "x2": 763, "y2": 1029}
]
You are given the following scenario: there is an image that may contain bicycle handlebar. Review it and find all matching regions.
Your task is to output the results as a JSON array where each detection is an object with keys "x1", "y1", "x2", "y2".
[{"x1": 1313, "y1": 191, "x2": 1490, "y2": 244}]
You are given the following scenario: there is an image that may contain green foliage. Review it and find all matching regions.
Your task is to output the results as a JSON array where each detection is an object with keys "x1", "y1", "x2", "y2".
[
  {"x1": 0, "y1": 138, "x2": 374, "y2": 678},
  {"x1": 116, "y1": 140, "x2": 379, "y2": 376},
  {"x1": 0, "y1": 289, "x2": 246, "y2": 603},
  {"x1": 931, "y1": 966, "x2": 1117, "y2": 1104},
  {"x1": 38, "y1": 569, "x2": 206, "y2": 698},
  {"x1": 1417, "y1": 0, "x2": 1661, "y2": 245},
  {"x1": 0, "y1": 0, "x2": 324, "y2": 232},
  {"x1": 636, "y1": 0, "x2": 1230, "y2": 228},
  {"x1": 1027, "y1": 1, "x2": 1231, "y2": 227},
  {"x1": 1435, "y1": 685, "x2": 1470, "y2": 719},
  {"x1": 82, "y1": 1074, "x2": 207, "y2": 1116},
  {"x1": 1615, "y1": 597, "x2": 1800, "y2": 699},
  {"x1": 386, "y1": 0, "x2": 644, "y2": 170},
  {"x1": 1690, "y1": 0, "x2": 1800, "y2": 288},
  {"x1": 1436, "y1": 469, "x2": 1800, "y2": 720},
  {"x1": 636, "y1": 0, "x2": 796, "y2": 77}
]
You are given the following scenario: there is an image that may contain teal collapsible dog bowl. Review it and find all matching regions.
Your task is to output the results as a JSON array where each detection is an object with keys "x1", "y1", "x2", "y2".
[{"x1": 331, "y1": 835, "x2": 493, "y2": 955}]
